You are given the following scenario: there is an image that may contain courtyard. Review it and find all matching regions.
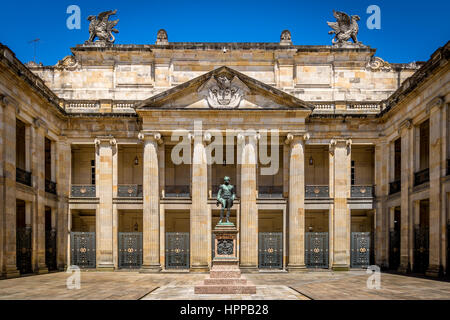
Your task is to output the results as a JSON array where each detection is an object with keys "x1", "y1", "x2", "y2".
[{"x1": 0, "y1": 271, "x2": 449, "y2": 300}]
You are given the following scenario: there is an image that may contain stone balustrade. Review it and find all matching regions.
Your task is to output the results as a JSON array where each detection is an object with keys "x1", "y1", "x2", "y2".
[
  {"x1": 117, "y1": 184, "x2": 143, "y2": 198},
  {"x1": 350, "y1": 185, "x2": 374, "y2": 198},
  {"x1": 70, "y1": 185, "x2": 96, "y2": 197},
  {"x1": 305, "y1": 185, "x2": 329, "y2": 198}
]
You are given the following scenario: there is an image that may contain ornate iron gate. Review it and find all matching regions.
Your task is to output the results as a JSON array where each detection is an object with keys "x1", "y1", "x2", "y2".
[
  {"x1": 413, "y1": 226, "x2": 429, "y2": 273},
  {"x1": 165, "y1": 232, "x2": 189, "y2": 269},
  {"x1": 389, "y1": 230, "x2": 400, "y2": 270},
  {"x1": 351, "y1": 232, "x2": 371, "y2": 268},
  {"x1": 305, "y1": 232, "x2": 329, "y2": 268},
  {"x1": 70, "y1": 232, "x2": 96, "y2": 268},
  {"x1": 447, "y1": 223, "x2": 450, "y2": 278},
  {"x1": 45, "y1": 229, "x2": 57, "y2": 271},
  {"x1": 258, "y1": 232, "x2": 283, "y2": 269},
  {"x1": 17, "y1": 227, "x2": 32, "y2": 274},
  {"x1": 118, "y1": 232, "x2": 142, "y2": 268}
]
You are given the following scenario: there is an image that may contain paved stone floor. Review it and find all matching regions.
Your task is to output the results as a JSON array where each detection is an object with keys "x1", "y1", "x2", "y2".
[{"x1": 0, "y1": 271, "x2": 449, "y2": 300}]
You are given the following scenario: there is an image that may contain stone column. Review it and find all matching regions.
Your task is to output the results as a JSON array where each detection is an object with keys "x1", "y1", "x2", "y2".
[
  {"x1": 56, "y1": 138, "x2": 70, "y2": 270},
  {"x1": 398, "y1": 119, "x2": 412, "y2": 273},
  {"x1": 239, "y1": 132, "x2": 259, "y2": 271},
  {"x1": 330, "y1": 139, "x2": 351, "y2": 271},
  {"x1": 374, "y1": 141, "x2": 389, "y2": 267},
  {"x1": 0, "y1": 96, "x2": 20, "y2": 278},
  {"x1": 95, "y1": 136, "x2": 116, "y2": 271},
  {"x1": 31, "y1": 118, "x2": 48, "y2": 274},
  {"x1": 285, "y1": 133, "x2": 308, "y2": 271},
  {"x1": 190, "y1": 131, "x2": 209, "y2": 272},
  {"x1": 427, "y1": 97, "x2": 445, "y2": 277},
  {"x1": 139, "y1": 131, "x2": 161, "y2": 272}
]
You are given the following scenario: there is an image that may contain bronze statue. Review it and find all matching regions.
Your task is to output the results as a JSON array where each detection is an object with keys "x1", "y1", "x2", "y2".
[
  {"x1": 216, "y1": 176, "x2": 235, "y2": 225},
  {"x1": 87, "y1": 10, "x2": 119, "y2": 44},
  {"x1": 327, "y1": 10, "x2": 360, "y2": 45}
]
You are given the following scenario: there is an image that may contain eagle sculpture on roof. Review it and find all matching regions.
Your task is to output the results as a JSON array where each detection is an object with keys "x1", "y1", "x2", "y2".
[
  {"x1": 327, "y1": 10, "x2": 360, "y2": 45},
  {"x1": 87, "y1": 10, "x2": 119, "y2": 44}
]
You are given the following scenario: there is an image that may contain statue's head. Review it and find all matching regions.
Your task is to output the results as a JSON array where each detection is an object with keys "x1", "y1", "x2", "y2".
[
  {"x1": 352, "y1": 15, "x2": 360, "y2": 21},
  {"x1": 87, "y1": 15, "x2": 96, "y2": 21},
  {"x1": 223, "y1": 176, "x2": 231, "y2": 185}
]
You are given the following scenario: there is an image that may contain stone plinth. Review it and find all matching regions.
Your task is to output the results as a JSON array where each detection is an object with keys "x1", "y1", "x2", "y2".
[{"x1": 194, "y1": 224, "x2": 256, "y2": 294}]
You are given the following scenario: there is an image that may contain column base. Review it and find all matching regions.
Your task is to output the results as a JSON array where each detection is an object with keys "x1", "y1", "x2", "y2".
[
  {"x1": 287, "y1": 264, "x2": 307, "y2": 272},
  {"x1": 397, "y1": 263, "x2": 410, "y2": 274},
  {"x1": 4, "y1": 267, "x2": 20, "y2": 279},
  {"x1": 239, "y1": 265, "x2": 259, "y2": 273},
  {"x1": 425, "y1": 265, "x2": 441, "y2": 278},
  {"x1": 331, "y1": 264, "x2": 350, "y2": 271},
  {"x1": 96, "y1": 263, "x2": 115, "y2": 272},
  {"x1": 190, "y1": 265, "x2": 209, "y2": 273},
  {"x1": 37, "y1": 267, "x2": 49, "y2": 275},
  {"x1": 139, "y1": 264, "x2": 161, "y2": 273}
]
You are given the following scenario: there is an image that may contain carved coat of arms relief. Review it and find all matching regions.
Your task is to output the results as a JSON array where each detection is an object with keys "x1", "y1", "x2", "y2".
[{"x1": 198, "y1": 75, "x2": 250, "y2": 109}]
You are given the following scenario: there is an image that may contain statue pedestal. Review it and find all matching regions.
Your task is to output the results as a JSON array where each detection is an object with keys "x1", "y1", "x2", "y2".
[{"x1": 194, "y1": 224, "x2": 256, "y2": 294}]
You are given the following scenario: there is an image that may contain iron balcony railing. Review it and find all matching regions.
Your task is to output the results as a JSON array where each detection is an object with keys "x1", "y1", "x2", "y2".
[
  {"x1": 16, "y1": 168, "x2": 32, "y2": 187},
  {"x1": 414, "y1": 168, "x2": 429, "y2": 187},
  {"x1": 389, "y1": 180, "x2": 401, "y2": 195},
  {"x1": 351, "y1": 185, "x2": 374, "y2": 198},
  {"x1": 258, "y1": 186, "x2": 283, "y2": 198},
  {"x1": 117, "y1": 184, "x2": 143, "y2": 198},
  {"x1": 305, "y1": 185, "x2": 329, "y2": 198},
  {"x1": 71, "y1": 185, "x2": 96, "y2": 197},
  {"x1": 165, "y1": 185, "x2": 190, "y2": 198},
  {"x1": 45, "y1": 179, "x2": 57, "y2": 195}
]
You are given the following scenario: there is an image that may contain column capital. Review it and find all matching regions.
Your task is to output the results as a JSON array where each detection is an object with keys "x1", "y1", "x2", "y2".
[
  {"x1": 329, "y1": 138, "x2": 352, "y2": 155},
  {"x1": 33, "y1": 117, "x2": 48, "y2": 130},
  {"x1": 237, "y1": 131, "x2": 260, "y2": 143},
  {"x1": 138, "y1": 131, "x2": 162, "y2": 144},
  {"x1": 94, "y1": 135, "x2": 116, "y2": 147},
  {"x1": 186, "y1": 131, "x2": 211, "y2": 144},
  {"x1": 0, "y1": 94, "x2": 16, "y2": 108},
  {"x1": 426, "y1": 96, "x2": 445, "y2": 113},
  {"x1": 397, "y1": 119, "x2": 412, "y2": 135},
  {"x1": 285, "y1": 132, "x2": 309, "y2": 144}
]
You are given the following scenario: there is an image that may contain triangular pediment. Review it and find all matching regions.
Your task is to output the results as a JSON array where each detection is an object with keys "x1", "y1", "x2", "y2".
[{"x1": 136, "y1": 66, "x2": 313, "y2": 111}]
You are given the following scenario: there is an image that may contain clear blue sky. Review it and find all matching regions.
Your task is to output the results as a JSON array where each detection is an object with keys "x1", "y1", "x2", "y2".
[{"x1": 0, "y1": 0, "x2": 449, "y2": 65}]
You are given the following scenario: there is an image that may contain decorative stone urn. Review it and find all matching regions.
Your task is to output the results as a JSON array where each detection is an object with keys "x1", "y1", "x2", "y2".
[{"x1": 194, "y1": 224, "x2": 256, "y2": 294}]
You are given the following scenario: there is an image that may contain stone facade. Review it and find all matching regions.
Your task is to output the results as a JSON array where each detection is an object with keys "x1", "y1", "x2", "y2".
[{"x1": 0, "y1": 36, "x2": 449, "y2": 278}]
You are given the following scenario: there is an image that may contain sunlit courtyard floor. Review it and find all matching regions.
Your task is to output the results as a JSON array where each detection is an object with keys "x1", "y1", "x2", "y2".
[{"x1": 0, "y1": 270, "x2": 449, "y2": 300}]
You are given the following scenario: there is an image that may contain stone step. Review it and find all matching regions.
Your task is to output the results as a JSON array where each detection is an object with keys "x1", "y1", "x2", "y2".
[
  {"x1": 194, "y1": 284, "x2": 257, "y2": 295},
  {"x1": 209, "y1": 270, "x2": 241, "y2": 278},
  {"x1": 204, "y1": 278, "x2": 248, "y2": 285}
]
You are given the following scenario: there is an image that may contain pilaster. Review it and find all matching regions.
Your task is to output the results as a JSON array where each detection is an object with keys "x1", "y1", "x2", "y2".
[
  {"x1": 190, "y1": 131, "x2": 209, "y2": 272},
  {"x1": 398, "y1": 119, "x2": 412, "y2": 273},
  {"x1": 95, "y1": 136, "x2": 116, "y2": 271},
  {"x1": 139, "y1": 131, "x2": 162, "y2": 272},
  {"x1": 375, "y1": 140, "x2": 389, "y2": 267},
  {"x1": 286, "y1": 133, "x2": 309, "y2": 271},
  {"x1": 0, "y1": 96, "x2": 20, "y2": 278},
  {"x1": 426, "y1": 97, "x2": 445, "y2": 277},
  {"x1": 330, "y1": 138, "x2": 351, "y2": 271},
  {"x1": 239, "y1": 132, "x2": 259, "y2": 272}
]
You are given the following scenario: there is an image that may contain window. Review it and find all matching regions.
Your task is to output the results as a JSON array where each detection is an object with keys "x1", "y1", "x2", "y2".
[
  {"x1": 351, "y1": 160, "x2": 355, "y2": 185},
  {"x1": 394, "y1": 138, "x2": 401, "y2": 181},
  {"x1": 91, "y1": 160, "x2": 95, "y2": 185}
]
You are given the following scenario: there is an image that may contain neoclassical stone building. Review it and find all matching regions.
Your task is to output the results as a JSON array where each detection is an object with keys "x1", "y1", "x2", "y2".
[{"x1": 0, "y1": 24, "x2": 449, "y2": 278}]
